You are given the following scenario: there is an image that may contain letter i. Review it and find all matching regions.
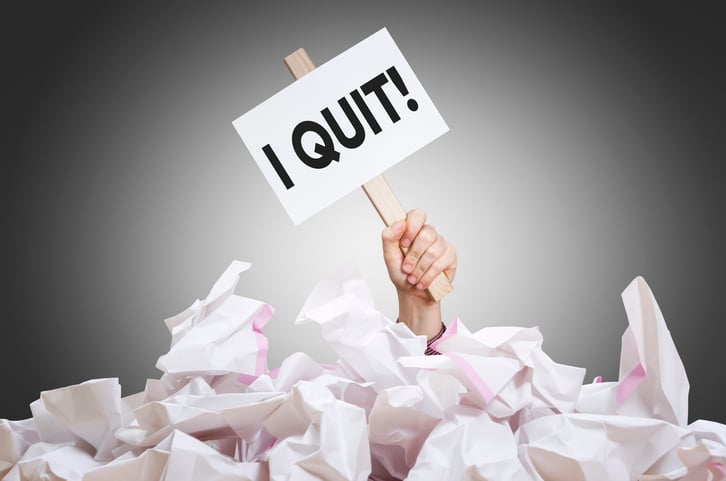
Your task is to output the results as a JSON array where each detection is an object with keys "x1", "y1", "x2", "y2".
[
  {"x1": 262, "y1": 144, "x2": 294, "y2": 189},
  {"x1": 350, "y1": 90, "x2": 382, "y2": 134}
]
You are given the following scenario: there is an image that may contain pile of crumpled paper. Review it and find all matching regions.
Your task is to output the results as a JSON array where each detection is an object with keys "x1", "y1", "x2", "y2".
[{"x1": 1, "y1": 261, "x2": 724, "y2": 481}]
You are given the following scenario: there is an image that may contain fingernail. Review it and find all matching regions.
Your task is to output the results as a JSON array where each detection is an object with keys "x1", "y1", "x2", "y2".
[
  {"x1": 402, "y1": 263, "x2": 413, "y2": 273},
  {"x1": 407, "y1": 274, "x2": 418, "y2": 284},
  {"x1": 416, "y1": 282, "x2": 425, "y2": 290},
  {"x1": 401, "y1": 238, "x2": 411, "y2": 248}
]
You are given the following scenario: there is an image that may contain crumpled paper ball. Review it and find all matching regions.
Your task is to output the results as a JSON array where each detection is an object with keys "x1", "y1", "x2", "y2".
[{"x1": 1, "y1": 262, "x2": 723, "y2": 481}]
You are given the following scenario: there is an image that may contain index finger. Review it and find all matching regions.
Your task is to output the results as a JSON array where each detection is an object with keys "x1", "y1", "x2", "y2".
[{"x1": 402, "y1": 208, "x2": 426, "y2": 249}]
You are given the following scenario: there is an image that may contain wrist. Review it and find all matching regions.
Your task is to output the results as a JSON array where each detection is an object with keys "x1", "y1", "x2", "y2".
[{"x1": 396, "y1": 290, "x2": 443, "y2": 340}]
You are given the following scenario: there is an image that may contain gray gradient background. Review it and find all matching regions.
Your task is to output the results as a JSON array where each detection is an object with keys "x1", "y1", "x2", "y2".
[{"x1": 2, "y1": 2, "x2": 724, "y2": 423}]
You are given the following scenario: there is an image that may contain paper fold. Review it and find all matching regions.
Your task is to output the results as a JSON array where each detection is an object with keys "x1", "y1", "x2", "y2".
[{"x1": 1, "y1": 263, "x2": 719, "y2": 481}]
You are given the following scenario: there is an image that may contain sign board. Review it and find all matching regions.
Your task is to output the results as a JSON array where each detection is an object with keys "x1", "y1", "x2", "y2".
[{"x1": 233, "y1": 28, "x2": 449, "y2": 225}]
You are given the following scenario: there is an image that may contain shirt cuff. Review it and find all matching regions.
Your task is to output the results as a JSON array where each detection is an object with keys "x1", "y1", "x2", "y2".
[{"x1": 425, "y1": 322, "x2": 446, "y2": 356}]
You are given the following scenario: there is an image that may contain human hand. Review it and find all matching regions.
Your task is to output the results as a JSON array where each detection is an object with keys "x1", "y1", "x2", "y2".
[{"x1": 381, "y1": 208, "x2": 457, "y2": 303}]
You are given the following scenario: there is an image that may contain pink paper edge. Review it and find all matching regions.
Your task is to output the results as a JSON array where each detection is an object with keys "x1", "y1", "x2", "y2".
[
  {"x1": 616, "y1": 362, "x2": 646, "y2": 407},
  {"x1": 446, "y1": 351, "x2": 495, "y2": 403},
  {"x1": 430, "y1": 318, "x2": 460, "y2": 351}
]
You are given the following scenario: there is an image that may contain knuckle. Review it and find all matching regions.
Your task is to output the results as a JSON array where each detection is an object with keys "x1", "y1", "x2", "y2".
[
  {"x1": 417, "y1": 227, "x2": 435, "y2": 245},
  {"x1": 427, "y1": 241, "x2": 443, "y2": 258},
  {"x1": 418, "y1": 250, "x2": 438, "y2": 270},
  {"x1": 432, "y1": 258, "x2": 449, "y2": 272},
  {"x1": 409, "y1": 208, "x2": 426, "y2": 220}
]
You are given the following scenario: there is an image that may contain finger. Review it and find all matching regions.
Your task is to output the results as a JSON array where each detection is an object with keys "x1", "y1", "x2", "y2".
[
  {"x1": 401, "y1": 208, "x2": 426, "y2": 249},
  {"x1": 415, "y1": 242, "x2": 457, "y2": 290},
  {"x1": 402, "y1": 224, "x2": 437, "y2": 279},
  {"x1": 408, "y1": 232, "x2": 445, "y2": 281},
  {"x1": 382, "y1": 219, "x2": 407, "y2": 267}
]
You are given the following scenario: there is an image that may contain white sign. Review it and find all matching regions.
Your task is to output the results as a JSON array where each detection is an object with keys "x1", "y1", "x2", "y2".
[{"x1": 233, "y1": 28, "x2": 448, "y2": 225}]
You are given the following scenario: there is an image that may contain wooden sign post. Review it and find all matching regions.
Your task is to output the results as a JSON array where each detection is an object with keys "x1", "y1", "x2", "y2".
[{"x1": 284, "y1": 48, "x2": 452, "y2": 301}]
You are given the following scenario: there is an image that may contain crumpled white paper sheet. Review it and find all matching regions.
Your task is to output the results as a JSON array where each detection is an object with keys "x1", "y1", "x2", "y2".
[
  {"x1": 2, "y1": 263, "x2": 724, "y2": 481},
  {"x1": 156, "y1": 260, "x2": 272, "y2": 377}
]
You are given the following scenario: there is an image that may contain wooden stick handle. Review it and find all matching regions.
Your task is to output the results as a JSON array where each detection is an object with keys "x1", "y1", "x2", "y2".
[{"x1": 283, "y1": 48, "x2": 452, "y2": 301}]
